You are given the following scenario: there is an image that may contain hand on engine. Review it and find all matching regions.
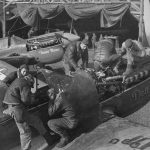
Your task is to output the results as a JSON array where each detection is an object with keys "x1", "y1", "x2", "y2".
[
  {"x1": 113, "y1": 66, "x2": 119, "y2": 74},
  {"x1": 122, "y1": 75, "x2": 127, "y2": 83}
]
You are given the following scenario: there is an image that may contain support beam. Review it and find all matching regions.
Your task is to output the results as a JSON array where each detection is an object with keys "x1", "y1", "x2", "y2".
[
  {"x1": 138, "y1": 0, "x2": 144, "y2": 42},
  {"x1": 2, "y1": 0, "x2": 6, "y2": 38}
]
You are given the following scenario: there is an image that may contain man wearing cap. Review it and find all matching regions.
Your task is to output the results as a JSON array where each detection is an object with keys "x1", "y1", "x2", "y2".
[
  {"x1": 47, "y1": 88, "x2": 78, "y2": 148},
  {"x1": 121, "y1": 39, "x2": 147, "y2": 77},
  {"x1": 63, "y1": 39, "x2": 89, "y2": 75},
  {"x1": 3, "y1": 64, "x2": 29, "y2": 86},
  {"x1": 3, "y1": 74, "x2": 57, "y2": 150}
]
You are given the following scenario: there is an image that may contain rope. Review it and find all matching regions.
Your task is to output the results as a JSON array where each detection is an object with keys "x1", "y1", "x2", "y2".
[
  {"x1": 8, "y1": 24, "x2": 29, "y2": 33},
  {"x1": 8, "y1": 17, "x2": 19, "y2": 35}
]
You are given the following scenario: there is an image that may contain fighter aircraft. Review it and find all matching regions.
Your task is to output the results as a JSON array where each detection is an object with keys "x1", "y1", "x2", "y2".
[{"x1": 0, "y1": 31, "x2": 80, "y2": 68}]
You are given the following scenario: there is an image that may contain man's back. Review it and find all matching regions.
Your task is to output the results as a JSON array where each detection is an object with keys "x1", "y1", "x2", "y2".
[
  {"x1": 3, "y1": 78, "x2": 31, "y2": 105},
  {"x1": 64, "y1": 41, "x2": 80, "y2": 63},
  {"x1": 94, "y1": 39, "x2": 116, "y2": 62}
]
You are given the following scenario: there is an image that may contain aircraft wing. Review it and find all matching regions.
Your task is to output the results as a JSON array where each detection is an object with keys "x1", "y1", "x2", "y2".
[
  {"x1": 0, "y1": 55, "x2": 36, "y2": 68},
  {"x1": 60, "y1": 115, "x2": 150, "y2": 150},
  {"x1": 0, "y1": 60, "x2": 17, "y2": 81}
]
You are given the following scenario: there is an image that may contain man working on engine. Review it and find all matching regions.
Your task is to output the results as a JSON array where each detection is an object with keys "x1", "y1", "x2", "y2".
[
  {"x1": 120, "y1": 39, "x2": 150, "y2": 79},
  {"x1": 63, "y1": 39, "x2": 89, "y2": 76},
  {"x1": 47, "y1": 88, "x2": 78, "y2": 148},
  {"x1": 47, "y1": 70, "x2": 100, "y2": 148},
  {"x1": 3, "y1": 74, "x2": 57, "y2": 150},
  {"x1": 93, "y1": 38, "x2": 121, "y2": 73}
]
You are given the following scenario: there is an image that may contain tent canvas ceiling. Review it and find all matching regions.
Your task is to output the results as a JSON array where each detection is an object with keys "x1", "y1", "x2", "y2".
[{"x1": 1, "y1": 2, "x2": 132, "y2": 28}]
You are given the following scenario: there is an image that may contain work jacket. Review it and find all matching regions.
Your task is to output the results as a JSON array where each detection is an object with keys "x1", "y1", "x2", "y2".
[
  {"x1": 3, "y1": 78, "x2": 32, "y2": 106},
  {"x1": 63, "y1": 41, "x2": 88, "y2": 70},
  {"x1": 48, "y1": 92, "x2": 78, "y2": 125}
]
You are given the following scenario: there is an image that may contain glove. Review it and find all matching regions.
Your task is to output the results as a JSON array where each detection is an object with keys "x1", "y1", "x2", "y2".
[{"x1": 3, "y1": 108, "x2": 12, "y2": 116}]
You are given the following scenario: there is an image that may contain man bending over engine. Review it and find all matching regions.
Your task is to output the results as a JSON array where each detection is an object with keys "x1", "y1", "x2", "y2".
[
  {"x1": 63, "y1": 39, "x2": 89, "y2": 76},
  {"x1": 120, "y1": 39, "x2": 150, "y2": 78},
  {"x1": 47, "y1": 88, "x2": 78, "y2": 148},
  {"x1": 93, "y1": 38, "x2": 121, "y2": 73}
]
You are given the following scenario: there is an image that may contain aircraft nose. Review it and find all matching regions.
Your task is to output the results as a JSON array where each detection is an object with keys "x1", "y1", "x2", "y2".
[{"x1": 62, "y1": 33, "x2": 80, "y2": 46}]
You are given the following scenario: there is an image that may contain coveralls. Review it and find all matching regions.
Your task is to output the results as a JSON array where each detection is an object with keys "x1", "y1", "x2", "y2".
[
  {"x1": 3, "y1": 78, "x2": 47, "y2": 150},
  {"x1": 63, "y1": 41, "x2": 88, "y2": 75},
  {"x1": 47, "y1": 92, "x2": 78, "y2": 139}
]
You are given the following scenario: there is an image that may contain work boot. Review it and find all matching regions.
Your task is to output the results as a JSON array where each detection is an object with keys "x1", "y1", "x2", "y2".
[
  {"x1": 55, "y1": 135, "x2": 70, "y2": 148},
  {"x1": 123, "y1": 64, "x2": 133, "y2": 76},
  {"x1": 43, "y1": 132, "x2": 60, "y2": 146}
]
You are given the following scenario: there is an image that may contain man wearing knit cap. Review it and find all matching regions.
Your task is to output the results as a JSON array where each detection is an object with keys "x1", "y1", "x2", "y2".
[
  {"x1": 121, "y1": 39, "x2": 146, "y2": 77},
  {"x1": 63, "y1": 39, "x2": 89, "y2": 76},
  {"x1": 3, "y1": 64, "x2": 29, "y2": 86}
]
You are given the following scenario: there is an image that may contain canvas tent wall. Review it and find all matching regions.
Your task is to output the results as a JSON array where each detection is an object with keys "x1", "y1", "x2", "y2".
[{"x1": 0, "y1": 2, "x2": 139, "y2": 44}]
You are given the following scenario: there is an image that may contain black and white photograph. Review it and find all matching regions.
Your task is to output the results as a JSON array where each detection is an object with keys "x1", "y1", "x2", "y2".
[{"x1": 1, "y1": 0, "x2": 150, "y2": 150}]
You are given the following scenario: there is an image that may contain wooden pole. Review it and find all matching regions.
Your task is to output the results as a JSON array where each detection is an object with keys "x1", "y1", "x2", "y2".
[
  {"x1": 70, "y1": 19, "x2": 73, "y2": 34},
  {"x1": 138, "y1": 0, "x2": 144, "y2": 43},
  {"x1": 2, "y1": 0, "x2": 6, "y2": 37}
]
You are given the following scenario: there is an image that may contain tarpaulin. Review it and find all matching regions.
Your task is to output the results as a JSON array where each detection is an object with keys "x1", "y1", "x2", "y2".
[
  {"x1": 143, "y1": 0, "x2": 150, "y2": 47},
  {"x1": 15, "y1": 3, "x2": 130, "y2": 28},
  {"x1": 100, "y1": 3, "x2": 129, "y2": 27},
  {"x1": 16, "y1": 4, "x2": 65, "y2": 27}
]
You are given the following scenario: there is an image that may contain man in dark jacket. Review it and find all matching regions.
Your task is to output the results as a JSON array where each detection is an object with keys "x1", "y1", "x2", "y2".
[
  {"x1": 47, "y1": 88, "x2": 78, "y2": 148},
  {"x1": 63, "y1": 39, "x2": 89, "y2": 75},
  {"x1": 3, "y1": 64, "x2": 29, "y2": 86},
  {"x1": 3, "y1": 74, "x2": 56, "y2": 150}
]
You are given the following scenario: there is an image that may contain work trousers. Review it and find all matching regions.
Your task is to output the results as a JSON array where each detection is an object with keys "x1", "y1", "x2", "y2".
[
  {"x1": 47, "y1": 118, "x2": 78, "y2": 138},
  {"x1": 9, "y1": 105, "x2": 47, "y2": 150}
]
